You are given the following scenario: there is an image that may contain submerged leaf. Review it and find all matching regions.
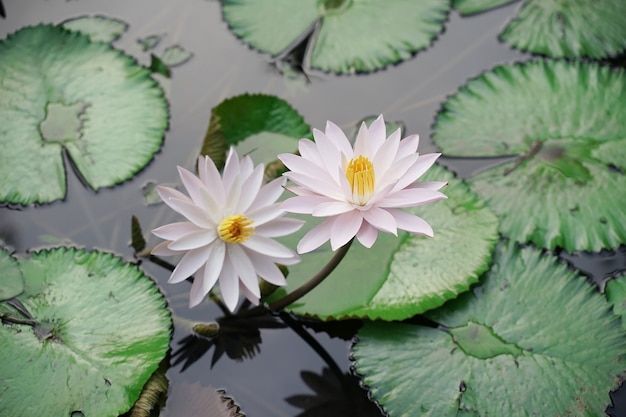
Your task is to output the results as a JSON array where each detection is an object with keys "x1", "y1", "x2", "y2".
[
  {"x1": 160, "y1": 45, "x2": 194, "y2": 67},
  {"x1": 138, "y1": 34, "x2": 164, "y2": 51},
  {"x1": 222, "y1": 0, "x2": 450, "y2": 73},
  {"x1": 0, "y1": 247, "x2": 171, "y2": 417},
  {"x1": 0, "y1": 25, "x2": 168, "y2": 205},
  {"x1": 269, "y1": 164, "x2": 499, "y2": 320},
  {"x1": 353, "y1": 242, "x2": 626, "y2": 416},
  {"x1": 433, "y1": 60, "x2": 626, "y2": 252},
  {"x1": 61, "y1": 15, "x2": 129, "y2": 43}
]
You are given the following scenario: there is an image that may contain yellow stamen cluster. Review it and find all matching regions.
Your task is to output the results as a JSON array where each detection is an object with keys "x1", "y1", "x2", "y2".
[
  {"x1": 345, "y1": 155, "x2": 375, "y2": 205},
  {"x1": 218, "y1": 214, "x2": 254, "y2": 243}
]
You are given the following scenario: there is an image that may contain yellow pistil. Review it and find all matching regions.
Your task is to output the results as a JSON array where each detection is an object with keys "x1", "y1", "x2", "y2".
[
  {"x1": 345, "y1": 155, "x2": 375, "y2": 205},
  {"x1": 218, "y1": 214, "x2": 254, "y2": 243}
]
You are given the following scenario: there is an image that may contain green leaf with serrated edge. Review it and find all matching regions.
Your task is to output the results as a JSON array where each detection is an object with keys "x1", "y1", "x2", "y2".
[
  {"x1": 161, "y1": 383, "x2": 245, "y2": 417},
  {"x1": 268, "y1": 164, "x2": 499, "y2": 320},
  {"x1": 452, "y1": 0, "x2": 519, "y2": 15},
  {"x1": 201, "y1": 94, "x2": 310, "y2": 169},
  {"x1": 0, "y1": 248, "x2": 23, "y2": 301},
  {"x1": 0, "y1": 25, "x2": 168, "y2": 206},
  {"x1": 160, "y1": 45, "x2": 194, "y2": 67},
  {"x1": 432, "y1": 60, "x2": 626, "y2": 252},
  {"x1": 61, "y1": 15, "x2": 129, "y2": 43},
  {"x1": 0, "y1": 247, "x2": 171, "y2": 417},
  {"x1": 222, "y1": 0, "x2": 450, "y2": 74},
  {"x1": 352, "y1": 242, "x2": 626, "y2": 417},
  {"x1": 606, "y1": 273, "x2": 626, "y2": 330},
  {"x1": 500, "y1": 0, "x2": 626, "y2": 59}
]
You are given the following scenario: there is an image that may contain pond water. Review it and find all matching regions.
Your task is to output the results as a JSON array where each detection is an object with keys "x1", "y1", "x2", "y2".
[{"x1": 1, "y1": 1, "x2": 625, "y2": 416}]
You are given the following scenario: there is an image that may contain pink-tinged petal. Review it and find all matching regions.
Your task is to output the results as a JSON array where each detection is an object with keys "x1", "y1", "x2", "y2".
[
  {"x1": 247, "y1": 203, "x2": 283, "y2": 226},
  {"x1": 297, "y1": 217, "x2": 335, "y2": 254},
  {"x1": 202, "y1": 242, "x2": 226, "y2": 294},
  {"x1": 296, "y1": 138, "x2": 325, "y2": 169},
  {"x1": 387, "y1": 208, "x2": 434, "y2": 237},
  {"x1": 366, "y1": 115, "x2": 387, "y2": 154},
  {"x1": 239, "y1": 154, "x2": 255, "y2": 179},
  {"x1": 362, "y1": 206, "x2": 397, "y2": 235},
  {"x1": 356, "y1": 222, "x2": 379, "y2": 248},
  {"x1": 242, "y1": 235, "x2": 296, "y2": 259},
  {"x1": 312, "y1": 201, "x2": 354, "y2": 217},
  {"x1": 411, "y1": 181, "x2": 448, "y2": 190},
  {"x1": 177, "y1": 166, "x2": 218, "y2": 214},
  {"x1": 375, "y1": 154, "x2": 418, "y2": 191},
  {"x1": 313, "y1": 128, "x2": 343, "y2": 183},
  {"x1": 393, "y1": 153, "x2": 441, "y2": 192},
  {"x1": 283, "y1": 171, "x2": 344, "y2": 200},
  {"x1": 222, "y1": 148, "x2": 240, "y2": 193},
  {"x1": 237, "y1": 163, "x2": 263, "y2": 212},
  {"x1": 168, "y1": 247, "x2": 209, "y2": 284},
  {"x1": 248, "y1": 177, "x2": 286, "y2": 213},
  {"x1": 189, "y1": 265, "x2": 207, "y2": 307},
  {"x1": 151, "y1": 241, "x2": 178, "y2": 256},
  {"x1": 279, "y1": 153, "x2": 337, "y2": 184},
  {"x1": 329, "y1": 211, "x2": 363, "y2": 251},
  {"x1": 156, "y1": 185, "x2": 193, "y2": 206},
  {"x1": 152, "y1": 222, "x2": 202, "y2": 240},
  {"x1": 245, "y1": 250, "x2": 288, "y2": 286},
  {"x1": 378, "y1": 188, "x2": 447, "y2": 208},
  {"x1": 219, "y1": 256, "x2": 239, "y2": 312},
  {"x1": 228, "y1": 244, "x2": 261, "y2": 299},
  {"x1": 353, "y1": 120, "x2": 371, "y2": 157},
  {"x1": 397, "y1": 133, "x2": 419, "y2": 159},
  {"x1": 372, "y1": 124, "x2": 401, "y2": 178},
  {"x1": 168, "y1": 229, "x2": 217, "y2": 251},
  {"x1": 255, "y1": 217, "x2": 304, "y2": 238},
  {"x1": 324, "y1": 120, "x2": 354, "y2": 157},
  {"x1": 160, "y1": 196, "x2": 214, "y2": 228},
  {"x1": 198, "y1": 155, "x2": 225, "y2": 203},
  {"x1": 281, "y1": 195, "x2": 326, "y2": 214},
  {"x1": 224, "y1": 174, "x2": 242, "y2": 213},
  {"x1": 239, "y1": 283, "x2": 259, "y2": 306},
  {"x1": 284, "y1": 185, "x2": 320, "y2": 197}
]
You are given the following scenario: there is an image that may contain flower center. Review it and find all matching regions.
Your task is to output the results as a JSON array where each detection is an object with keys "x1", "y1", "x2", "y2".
[
  {"x1": 218, "y1": 214, "x2": 254, "y2": 243},
  {"x1": 345, "y1": 155, "x2": 375, "y2": 205}
]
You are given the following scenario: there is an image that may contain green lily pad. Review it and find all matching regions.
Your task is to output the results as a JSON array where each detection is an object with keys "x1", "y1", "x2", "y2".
[
  {"x1": 606, "y1": 273, "x2": 626, "y2": 330},
  {"x1": 0, "y1": 25, "x2": 168, "y2": 205},
  {"x1": 352, "y1": 242, "x2": 626, "y2": 416},
  {"x1": 432, "y1": 60, "x2": 626, "y2": 252},
  {"x1": 160, "y1": 45, "x2": 194, "y2": 67},
  {"x1": 269, "y1": 164, "x2": 499, "y2": 320},
  {"x1": 0, "y1": 246, "x2": 171, "y2": 417},
  {"x1": 138, "y1": 34, "x2": 164, "y2": 51},
  {"x1": 452, "y1": 0, "x2": 519, "y2": 15},
  {"x1": 501, "y1": 0, "x2": 626, "y2": 59},
  {"x1": 61, "y1": 15, "x2": 129, "y2": 43},
  {"x1": 222, "y1": 0, "x2": 450, "y2": 74},
  {"x1": 201, "y1": 93, "x2": 311, "y2": 169},
  {"x1": 0, "y1": 248, "x2": 23, "y2": 300}
]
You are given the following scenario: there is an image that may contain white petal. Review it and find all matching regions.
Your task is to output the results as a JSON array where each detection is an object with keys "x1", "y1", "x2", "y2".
[
  {"x1": 366, "y1": 115, "x2": 387, "y2": 155},
  {"x1": 387, "y1": 208, "x2": 434, "y2": 237},
  {"x1": 283, "y1": 171, "x2": 344, "y2": 200},
  {"x1": 177, "y1": 166, "x2": 216, "y2": 212},
  {"x1": 168, "y1": 247, "x2": 209, "y2": 284},
  {"x1": 239, "y1": 283, "x2": 260, "y2": 306},
  {"x1": 324, "y1": 120, "x2": 354, "y2": 157},
  {"x1": 198, "y1": 155, "x2": 225, "y2": 203},
  {"x1": 189, "y1": 265, "x2": 207, "y2": 307},
  {"x1": 152, "y1": 222, "x2": 201, "y2": 241},
  {"x1": 280, "y1": 195, "x2": 333, "y2": 215},
  {"x1": 151, "y1": 241, "x2": 178, "y2": 256},
  {"x1": 312, "y1": 201, "x2": 354, "y2": 217},
  {"x1": 247, "y1": 203, "x2": 284, "y2": 226},
  {"x1": 156, "y1": 185, "x2": 192, "y2": 205},
  {"x1": 356, "y1": 222, "x2": 379, "y2": 248},
  {"x1": 378, "y1": 188, "x2": 447, "y2": 208},
  {"x1": 353, "y1": 121, "x2": 371, "y2": 157},
  {"x1": 375, "y1": 154, "x2": 418, "y2": 192},
  {"x1": 224, "y1": 173, "x2": 242, "y2": 213},
  {"x1": 313, "y1": 128, "x2": 343, "y2": 183},
  {"x1": 248, "y1": 177, "x2": 286, "y2": 213},
  {"x1": 296, "y1": 138, "x2": 326, "y2": 169},
  {"x1": 330, "y1": 211, "x2": 363, "y2": 250},
  {"x1": 397, "y1": 133, "x2": 419, "y2": 159},
  {"x1": 219, "y1": 256, "x2": 239, "y2": 312},
  {"x1": 168, "y1": 229, "x2": 217, "y2": 251},
  {"x1": 280, "y1": 154, "x2": 338, "y2": 191},
  {"x1": 222, "y1": 148, "x2": 240, "y2": 193},
  {"x1": 297, "y1": 217, "x2": 335, "y2": 254},
  {"x1": 242, "y1": 235, "x2": 296, "y2": 259},
  {"x1": 255, "y1": 218, "x2": 304, "y2": 238},
  {"x1": 393, "y1": 153, "x2": 441, "y2": 192},
  {"x1": 245, "y1": 250, "x2": 288, "y2": 286},
  {"x1": 362, "y1": 207, "x2": 397, "y2": 235},
  {"x1": 157, "y1": 187, "x2": 214, "y2": 228},
  {"x1": 237, "y1": 163, "x2": 264, "y2": 213},
  {"x1": 203, "y1": 242, "x2": 226, "y2": 294},
  {"x1": 412, "y1": 181, "x2": 448, "y2": 190},
  {"x1": 372, "y1": 125, "x2": 400, "y2": 180},
  {"x1": 228, "y1": 244, "x2": 261, "y2": 299}
]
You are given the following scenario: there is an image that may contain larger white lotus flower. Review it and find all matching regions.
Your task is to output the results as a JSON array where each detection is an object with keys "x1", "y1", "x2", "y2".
[
  {"x1": 278, "y1": 115, "x2": 446, "y2": 254},
  {"x1": 152, "y1": 149, "x2": 303, "y2": 311}
]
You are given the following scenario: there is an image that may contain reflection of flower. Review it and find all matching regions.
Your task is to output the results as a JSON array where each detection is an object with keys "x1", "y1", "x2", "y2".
[
  {"x1": 279, "y1": 115, "x2": 446, "y2": 253},
  {"x1": 152, "y1": 148, "x2": 303, "y2": 311}
]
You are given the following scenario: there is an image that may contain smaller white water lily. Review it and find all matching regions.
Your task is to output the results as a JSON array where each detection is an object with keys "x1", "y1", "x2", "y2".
[
  {"x1": 278, "y1": 115, "x2": 446, "y2": 254},
  {"x1": 152, "y1": 149, "x2": 303, "y2": 311}
]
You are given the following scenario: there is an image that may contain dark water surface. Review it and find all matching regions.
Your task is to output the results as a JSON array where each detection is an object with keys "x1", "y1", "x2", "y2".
[{"x1": 1, "y1": 1, "x2": 625, "y2": 416}]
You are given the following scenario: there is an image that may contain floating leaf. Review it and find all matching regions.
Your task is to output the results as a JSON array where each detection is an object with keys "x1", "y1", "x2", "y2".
[
  {"x1": 0, "y1": 25, "x2": 168, "y2": 205},
  {"x1": 61, "y1": 15, "x2": 129, "y2": 43},
  {"x1": 0, "y1": 247, "x2": 171, "y2": 417},
  {"x1": 352, "y1": 242, "x2": 626, "y2": 416},
  {"x1": 161, "y1": 383, "x2": 245, "y2": 417},
  {"x1": 222, "y1": 0, "x2": 450, "y2": 73},
  {"x1": 606, "y1": 273, "x2": 626, "y2": 330},
  {"x1": 138, "y1": 34, "x2": 164, "y2": 51},
  {"x1": 0, "y1": 248, "x2": 23, "y2": 301},
  {"x1": 268, "y1": 164, "x2": 499, "y2": 320},
  {"x1": 201, "y1": 93, "x2": 310, "y2": 169},
  {"x1": 452, "y1": 0, "x2": 519, "y2": 15},
  {"x1": 432, "y1": 60, "x2": 626, "y2": 252},
  {"x1": 501, "y1": 0, "x2": 626, "y2": 58},
  {"x1": 160, "y1": 45, "x2": 194, "y2": 67}
]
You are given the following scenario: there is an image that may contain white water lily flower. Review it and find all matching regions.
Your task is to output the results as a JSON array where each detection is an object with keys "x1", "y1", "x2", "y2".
[
  {"x1": 278, "y1": 115, "x2": 446, "y2": 254},
  {"x1": 152, "y1": 148, "x2": 303, "y2": 311}
]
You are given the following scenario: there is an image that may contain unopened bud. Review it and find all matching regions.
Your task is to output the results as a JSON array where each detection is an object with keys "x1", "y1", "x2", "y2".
[{"x1": 192, "y1": 322, "x2": 220, "y2": 337}]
